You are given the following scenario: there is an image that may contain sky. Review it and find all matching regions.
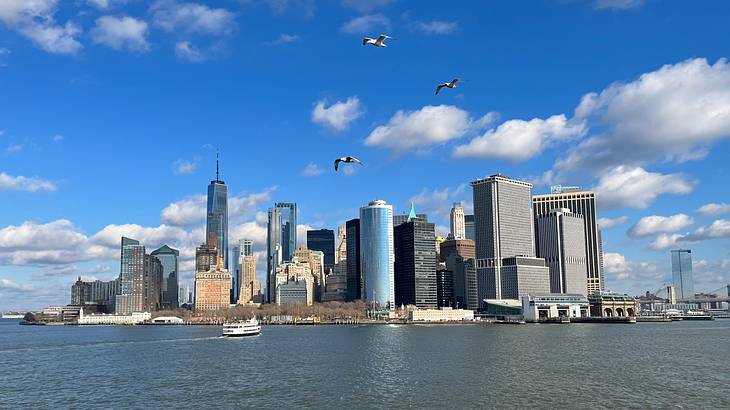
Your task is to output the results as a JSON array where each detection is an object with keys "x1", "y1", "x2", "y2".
[{"x1": 1, "y1": 0, "x2": 730, "y2": 311}]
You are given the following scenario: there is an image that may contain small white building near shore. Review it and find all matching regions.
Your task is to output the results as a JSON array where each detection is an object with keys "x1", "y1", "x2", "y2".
[
  {"x1": 409, "y1": 308, "x2": 474, "y2": 322},
  {"x1": 78, "y1": 310, "x2": 150, "y2": 325}
]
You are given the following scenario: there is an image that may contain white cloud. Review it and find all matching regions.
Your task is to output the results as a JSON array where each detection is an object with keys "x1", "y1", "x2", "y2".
[
  {"x1": 684, "y1": 219, "x2": 730, "y2": 241},
  {"x1": 311, "y1": 96, "x2": 363, "y2": 132},
  {"x1": 0, "y1": 0, "x2": 83, "y2": 55},
  {"x1": 0, "y1": 278, "x2": 33, "y2": 291},
  {"x1": 269, "y1": 33, "x2": 299, "y2": 45},
  {"x1": 341, "y1": 0, "x2": 393, "y2": 13},
  {"x1": 591, "y1": 166, "x2": 693, "y2": 210},
  {"x1": 161, "y1": 188, "x2": 274, "y2": 227},
  {"x1": 649, "y1": 234, "x2": 688, "y2": 251},
  {"x1": 173, "y1": 159, "x2": 198, "y2": 175},
  {"x1": 150, "y1": 0, "x2": 236, "y2": 35},
  {"x1": 453, "y1": 114, "x2": 586, "y2": 161},
  {"x1": 556, "y1": 58, "x2": 730, "y2": 176},
  {"x1": 53, "y1": 134, "x2": 63, "y2": 142},
  {"x1": 597, "y1": 216, "x2": 629, "y2": 229},
  {"x1": 0, "y1": 172, "x2": 56, "y2": 192},
  {"x1": 92, "y1": 16, "x2": 150, "y2": 52},
  {"x1": 697, "y1": 203, "x2": 730, "y2": 216},
  {"x1": 627, "y1": 214, "x2": 694, "y2": 238},
  {"x1": 302, "y1": 162, "x2": 324, "y2": 177},
  {"x1": 411, "y1": 20, "x2": 458, "y2": 35},
  {"x1": 365, "y1": 105, "x2": 471, "y2": 153},
  {"x1": 594, "y1": 0, "x2": 643, "y2": 10},
  {"x1": 340, "y1": 13, "x2": 390, "y2": 34},
  {"x1": 174, "y1": 41, "x2": 205, "y2": 62},
  {"x1": 603, "y1": 252, "x2": 628, "y2": 275},
  {"x1": 408, "y1": 184, "x2": 470, "y2": 224},
  {"x1": 86, "y1": 0, "x2": 130, "y2": 10}
]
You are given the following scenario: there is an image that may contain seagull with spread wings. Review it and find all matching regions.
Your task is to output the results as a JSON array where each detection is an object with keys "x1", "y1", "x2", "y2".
[
  {"x1": 334, "y1": 156, "x2": 364, "y2": 171},
  {"x1": 435, "y1": 78, "x2": 461, "y2": 95},
  {"x1": 362, "y1": 34, "x2": 393, "y2": 48}
]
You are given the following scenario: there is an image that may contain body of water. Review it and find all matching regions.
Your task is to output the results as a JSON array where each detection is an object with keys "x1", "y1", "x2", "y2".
[{"x1": 1, "y1": 319, "x2": 729, "y2": 409}]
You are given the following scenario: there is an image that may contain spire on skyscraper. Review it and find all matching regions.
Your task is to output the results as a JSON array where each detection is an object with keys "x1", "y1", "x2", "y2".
[
  {"x1": 216, "y1": 151, "x2": 220, "y2": 182},
  {"x1": 408, "y1": 202, "x2": 417, "y2": 221}
]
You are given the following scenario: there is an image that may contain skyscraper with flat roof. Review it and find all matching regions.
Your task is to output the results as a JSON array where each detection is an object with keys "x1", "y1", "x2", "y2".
[
  {"x1": 346, "y1": 218, "x2": 361, "y2": 301},
  {"x1": 450, "y1": 202, "x2": 466, "y2": 240},
  {"x1": 360, "y1": 200, "x2": 395, "y2": 310},
  {"x1": 307, "y1": 229, "x2": 335, "y2": 275},
  {"x1": 533, "y1": 189, "x2": 604, "y2": 294},
  {"x1": 206, "y1": 155, "x2": 228, "y2": 272},
  {"x1": 267, "y1": 202, "x2": 297, "y2": 303},
  {"x1": 464, "y1": 214, "x2": 475, "y2": 241},
  {"x1": 116, "y1": 237, "x2": 144, "y2": 314},
  {"x1": 536, "y1": 209, "x2": 588, "y2": 296},
  {"x1": 151, "y1": 245, "x2": 180, "y2": 309},
  {"x1": 394, "y1": 219, "x2": 437, "y2": 308},
  {"x1": 671, "y1": 249, "x2": 694, "y2": 299}
]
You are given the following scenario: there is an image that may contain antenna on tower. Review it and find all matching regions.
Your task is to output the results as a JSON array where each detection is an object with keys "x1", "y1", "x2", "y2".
[{"x1": 216, "y1": 150, "x2": 220, "y2": 181}]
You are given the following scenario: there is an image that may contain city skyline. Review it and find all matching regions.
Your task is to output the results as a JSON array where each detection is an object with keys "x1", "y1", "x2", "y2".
[{"x1": 2, "y1": 1, "x2": 730, "y2": 310}]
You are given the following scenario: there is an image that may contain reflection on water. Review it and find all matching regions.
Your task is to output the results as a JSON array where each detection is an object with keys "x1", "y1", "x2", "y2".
[{"x1": 1, "y1": 319, "x2": 729, "y2": 408}]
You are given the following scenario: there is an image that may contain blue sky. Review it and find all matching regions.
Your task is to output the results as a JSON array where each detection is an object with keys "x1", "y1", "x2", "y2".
[{"x1": 1, "y1": 0, "x2": 730, "y2": 310}]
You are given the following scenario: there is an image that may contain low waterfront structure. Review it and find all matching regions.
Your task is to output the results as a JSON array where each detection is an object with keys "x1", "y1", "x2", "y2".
[
  {"x1": 521, "y1": 293, "x2": 589, "y2": 322},
  {"x1": 151, "y1": 316, "x2": 184, "y2": 324},
  {"x1": 77, "y1": 310, "x2": 151, "y2": 325},
  {"x1": 408, "y1": 308, "x2": 474, "y2": 322},
  {"x1": 482, "y1": 299, "x2": 522, "y2": 317},
  {"x1": 589, "y1": 291, "x2": 638, "y2": 317}
]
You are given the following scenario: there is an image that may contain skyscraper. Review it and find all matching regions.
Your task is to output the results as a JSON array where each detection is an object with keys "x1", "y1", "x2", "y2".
[
  {"x1": 307, "y1": 229, "x2": 335, "y2": 275},
  {"x1": 238, "y1": 239, "x2": 262, "y2": 305},
  {"x1": 671, "y1": 249, "x2": 694, "y2": 299},
  {"x1": 394, "y1": 218, "x2": 437, "y2": 308},
  {"x1": 360, "y1": 200, "x2": 395, "y2": 310},
  {"x1": 533, "y1": 188, "x2": 604, "y2": 294},
  {"x1": 536, "y1": 209, "x2": 588, "y2": 296},
  {"x1": 143, "y1": 254, "x2": 163, "y2": 312},
  {"x1": 450, "y1": 202, "x2": 466, "y2": 240},
  {"x1": 267, "y1": 202, "x2": 297, "y2": 303},
  {"x1": 345, "y1": 218, "x2": 361, "y2": 301},
  {"x1": 464, "y1": 214, "x2": 475, "y2": 241},
  {"x1": 194, "y1": 236, "x2": 231, "y2": 312},
  {"x1": 151, "y1": 245, "x2": 180, "y2": 309},
  {"x1": 206, "y1": 155, "x2": 228, "y2": 271},
  {"x1": 436, "y1": 269, "x2": 455, "y2": 308},
  {"x1": 471, "y1": 174, "x2": 549, "y2": 300},
  {"x1": 116, "y1": 237, "x2": 144, "y2": 315}
]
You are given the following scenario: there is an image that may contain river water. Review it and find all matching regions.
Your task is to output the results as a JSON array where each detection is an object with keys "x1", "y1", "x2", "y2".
[{"x1": 1, "y1": 319, "x2": 728, "y2": 409}]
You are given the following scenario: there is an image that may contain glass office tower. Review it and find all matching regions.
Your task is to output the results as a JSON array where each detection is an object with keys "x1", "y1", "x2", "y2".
[
  {"x1": 206, "y1": 156, "x2": 228, "y2": 269},
  {"x1": 671, "y1": 249, "x2": 694, "y2": 299},
  {"x1": 151, "y1": 245, "x2": 180, "y2": 309},
  {"x1": 307, "y1": 229, "x2": 335, "y2": 275},
  {"x1": 359, "y1": 200, "x2": 395, "y2": 310},
  {"x1": 267, "y1": 202, "x2": 297, "y2": 303}
]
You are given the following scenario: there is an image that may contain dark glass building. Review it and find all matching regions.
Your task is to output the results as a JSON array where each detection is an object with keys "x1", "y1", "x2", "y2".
[
  {"x1": 436, "y1": 269, "x2": 454, "y2": 308},
  {"x1": 345, "y1": 218, "x2": 361, "y2": 301},
  {"x1": 464, "y1": 214, "x2": 475, "y2": 241},
  {"x1": 394, "y1": 219, "x2": 437, "y2": 308},
  {"x1": 267, "y1": 202, "x2": 297, "y2": 303},
  {"x1": 151, "y1": 245, "x2": 180, "y2": 309},
  {"x1": 206, "y1": 156, "x2": 228, "y2": 269},
  {"x1": 307, "y1": 229, "x2": 335, "y2": 275}
]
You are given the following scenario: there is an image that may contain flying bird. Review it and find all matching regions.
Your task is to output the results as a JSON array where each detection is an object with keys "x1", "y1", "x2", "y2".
[
  {"x1": 435, "y1": 78, "x2": 461, "y2": 95},
  {"x1": 334, "y1": 156, "x2": 363, "y2": 171},
  {"x1": 362, "y1": 35, "x2": 393, "y2": 48}
]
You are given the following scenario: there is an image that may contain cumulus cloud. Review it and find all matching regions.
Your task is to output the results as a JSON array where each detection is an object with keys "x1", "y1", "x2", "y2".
[
  {"x1": 268, "y1": 33, "x2": 300, "y2": 45},
  {"x1": 92, "y1": 16, "x2": 150, "y2": 52},
  {"x1": 697, "y1": 203, "x2": 730, "y2": 216},
  {"x1": 0, "y1": 0, "x2": 83, "y2": 55},
  {"x1": 87, "y1": 0, "x2": 131, "y2": 10},
  {"x1": 173, "y1": 159, "x2": 198, "y2": 175},
  {"x1": 365, "y1": 105, "x2": 471, "y2": 153},
  {"x1": 301, "y1": 162, "x2": 324, "y2": 177},
  {"x1": 602, "y1": 252, "x2": 665, "y2": 293},
  {"x1": 411, "y1": 20, "x2": 458, "y2": 35},
  {"x1": 408, "y1": 184, "x2": 471, "y2": 224},
  {"x1": 174, "y1": 41, "x2": 205, "y2": 62},
  {"x1": 594, "y1": 0, "x2": 643, "y2": 10},
  {"x1": 311, "y1": 96, "x2": 363, "y2": 132},
  {"x1": 555, "y1": 58, "x2": 730, "y2": 176},
  {"x1": 453, "y1": 114, "x2": 587, "y2": 161},
  {"x1": 649, "y1": 234, "x2": 688, "y2": 251},
  {"x1": 683, "y1": 219, "x2": 730, "y2": 242},
  {"x1": 627, "y1": 214, "x2": 694, "y2": 238},
  {"x1": 150, "y1": 0, "x2": 236, "y2": 35},
  {"x1": 340, "y1": 13, "x2": 390, "y2": 34},
  {"x1": 0, "y1": 278, "x2": 33, "y2": 291},
  {"x1": 597, "y1": 216, "x2": 629, "y2": 230},
  {"x1": 591, "y1": 166, "x2": 694, "y2": 210},
  {"x1": 161, "y1": 188, "x2": 274, "y2": 227},
  {"x1": 0, "y1": 172, "x2": 56, "y2": 192}
]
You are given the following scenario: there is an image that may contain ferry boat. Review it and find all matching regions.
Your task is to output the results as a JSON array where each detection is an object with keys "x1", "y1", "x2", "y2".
[
  {"x1": 2, "y1": 312, "x2": 25, "y2": 319},
  {"x1": 222, "y1": 318, "x2": 261, "y2": 337}
]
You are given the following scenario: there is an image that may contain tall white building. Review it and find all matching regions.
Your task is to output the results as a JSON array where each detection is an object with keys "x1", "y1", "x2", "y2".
[
  {"x1": 533, "y1": 189, "x2": 605, "y2": 294},
  {"x1": 471, "y1": 174, "x2": 549, "y2": 300},
  {"x1": 360, "y1": 200, "x2": 395, "y2": 310},
  {"x1": 450, "y1": 202, "x2": 466, "y2": 240},
  {"x1": 536, "y1": 208, "x2": 588, "y2": 296}
]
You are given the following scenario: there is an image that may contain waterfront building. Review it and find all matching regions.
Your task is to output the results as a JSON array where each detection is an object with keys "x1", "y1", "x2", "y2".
[
  {"x1": 276, "y1": 279, "x2": 308, "y2": 305},
  {"x1": 307, "y1": 229, "x2": 335, "y2": 275},
  {"x1": 450, "y1": 202, "x2": 466, "y2": 240},
  {"x1": 408, "y1": 308, "x2": 474, "y2": 322},
  {"x1": 194, "y1": 241, "x2": 232, "y2": 312},
  {"x1": 588, "y1": 291, "x2": 638, "y2": 317},
  {"x1": 436, "y1": 269, "x2": 455, "y2": 308},
  {"x1": 521, "y1": 293, "x2": 589, "y2": 322},
  {"x1": 274, "y1": 257, "x2": 315, "y2": 306},
  {"x1": 238, "y1": 254, "x2": 262, "y2": 305},
  {"x1": 445, "y1": 254, "x2": 478, "y2": 310},
  {"x1": 206, "y1": 155, "x2": 229, "y2": 272},
  {"x1": 71, "y1": 277, "x2": 120, "y2": 312},
  {"x1": 323, "y1": 270, "x2": 347, "y2": 301},
  {"x1": 267, "y1": 202, "x2": 297, "y2": 303},
  {"x1": 345, "y1": 218, "x2": 361, "y2": 301},
  {"x1": 195, "y1": 239, "x2": 218, "y2": 273},
  {"x1": 532, "y1": 188, "x2": 604, "y2": 294},
  {"x1": 671, "y1": 249, "x2": 694, "y2": 300},
  {"x1": 293, "y1": 246, "x2": 326, "y2": 302},
  {"x1": 471, "y1": 174, "x2": 549, "y2": 300},
  {"x1": 464, "y1": 214, "x2": 475, "y2": 241},
  {"x1": 439, "y1": 238, "x2": 476, "y2": 263},
  {"x1": 142, "y1": 254, "x2": 163, "y2": 312},
  {"x1": 78, "y1": 310, "x2": 150, "y2": 325},
  {"x1": 394, "y1": 217, "x2": 437, "y2": 308},
  {"x1": 151, "y1": 245, "x2": 180, "y2": 310},
  {"x1": 360, "y1": 200, "x2": 396, "y2": 310},
  {"x1": 116, "y1": 237, "x2": 145, "y2": 315},
  {"x1": 536, "y1": 209, "x2": 588, "y2": 296}
]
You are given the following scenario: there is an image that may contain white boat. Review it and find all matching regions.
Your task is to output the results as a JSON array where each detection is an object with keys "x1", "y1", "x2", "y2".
[
  {"x1": 2, "y1": 313, "x2": 25, "y2": 319},
  {"x1": 222, "y1": 318, "x2": 261, "y2": 337}
]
